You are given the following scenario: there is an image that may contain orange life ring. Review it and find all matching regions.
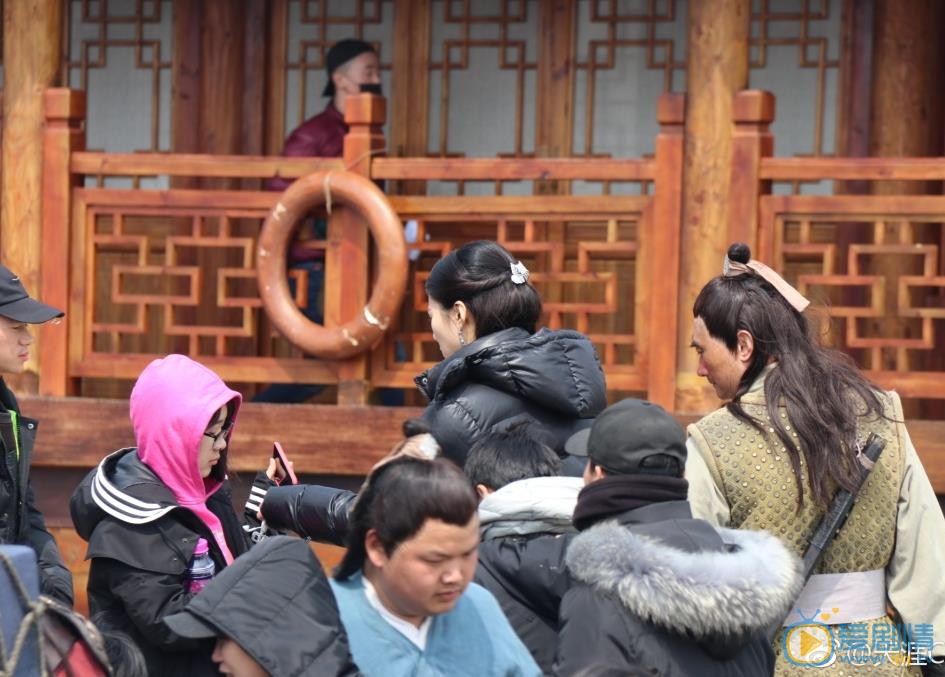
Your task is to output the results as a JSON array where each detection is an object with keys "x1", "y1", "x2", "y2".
[{"x1": 257, "y1": 170, "x2": 407, "y2": 360}]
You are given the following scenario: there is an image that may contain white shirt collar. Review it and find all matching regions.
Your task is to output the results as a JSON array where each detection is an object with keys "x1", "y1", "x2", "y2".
[{"x1": 362, "y1": 575, "x2": 432, "y2": 650}]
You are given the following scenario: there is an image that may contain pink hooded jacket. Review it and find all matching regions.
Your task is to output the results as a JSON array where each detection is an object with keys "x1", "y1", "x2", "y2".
[{"x1": 130, "y1": 354, "x2": 242, "y2": 564}]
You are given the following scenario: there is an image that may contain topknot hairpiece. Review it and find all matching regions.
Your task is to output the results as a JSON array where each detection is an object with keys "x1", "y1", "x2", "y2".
[
  {"x1": 510, "y1": 260, "x2": 529, "y2": 285},
  {"x1": 723, "y1": 255, "x2": 810, "y2": 313}
]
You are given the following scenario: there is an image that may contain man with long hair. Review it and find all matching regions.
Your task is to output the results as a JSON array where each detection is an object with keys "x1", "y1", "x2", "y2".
[{"x1": 686, "y1": 243, "x2": 945, "y2": 674}]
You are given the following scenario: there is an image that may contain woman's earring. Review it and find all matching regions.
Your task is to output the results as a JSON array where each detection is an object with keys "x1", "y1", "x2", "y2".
[{"x1": 458, "y1": 331, "x2": 466, "y2": 346}]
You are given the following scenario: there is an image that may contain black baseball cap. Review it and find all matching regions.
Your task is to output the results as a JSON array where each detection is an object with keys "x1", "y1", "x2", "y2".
[
  {"x1": 0, "y1": 265, "x2": 64, "y2": 323},
  {"x1": 565, "y1": 398, "x2": 686, "y2": 476},
  {"x1": 322, "y1": 39, "x2": 376, "y2": 97}
]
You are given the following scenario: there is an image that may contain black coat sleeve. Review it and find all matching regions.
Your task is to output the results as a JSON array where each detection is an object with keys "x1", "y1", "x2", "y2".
[
  {"x1": 554, "y1": 586, "x2": 633, "y2": 676},
  {"x1": 24, "y1": 481, "x2": 74, "y2": 606},
  {"x1": 101, "y1": 559, "x2": 204, "y2": 651},
  {"x1": 260, "y1": 484, "x2": 356, "y2": 546}
]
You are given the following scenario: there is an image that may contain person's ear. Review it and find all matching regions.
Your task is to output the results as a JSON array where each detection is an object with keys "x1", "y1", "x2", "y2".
[
  {"x1": 475, "y1": 484, "x2": 492, "y2": 500},
  {"x1": 735, "y1": 329, "x2": 755, "y2": 365},
  {"x1": 332, "y1": 69, "x2": 350, "y2": 95},
  {"x1": 451, "y1": 301, "x2": 468, "y2": 330},
  {"x1": 365, "y1": 529, "x2": 387, "y2": 568}
]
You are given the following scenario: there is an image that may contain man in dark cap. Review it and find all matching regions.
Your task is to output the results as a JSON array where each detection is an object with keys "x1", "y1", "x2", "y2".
[
  {"x1": 274, "y1": 38, "x2": 380, "y2": 180},
  {"x1": 554, "y1": 398, "x2": 800, "y2": 676},
  {"x1": 165, "y1": 535, "x2": 359, "y2": 677},
  {"x1": 0, "y1": 264, "x2": 73, "y2": 605},
  {"x1": 255, "y1": 38, "x2": 383, "y2": 405}
]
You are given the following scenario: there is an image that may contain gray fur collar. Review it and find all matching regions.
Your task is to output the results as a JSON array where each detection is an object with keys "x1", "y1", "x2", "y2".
[{"x1": 566, "y1": 522, "x2": 803, "y2": 638}]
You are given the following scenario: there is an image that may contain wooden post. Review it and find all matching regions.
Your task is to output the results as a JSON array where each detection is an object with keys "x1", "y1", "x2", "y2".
[
  {"x1": 675, "y1": 0, "x2": 749, "y2": 414},
  {"x1": 647, "y1": 93, "x2": 685, "y2": 412},
  {"x1": 535, "y1": 0, "x2": 575, "y2": 191},
  {"x1": 331, "y1": 94, "x2": 387, "y2": 404},
  {"x1": 868, "y1": 0, "x2": 945, "y2": 416},
  {"x1": 40, "y1": 90, "x2": 85, "y2": 397},
  {"x1": 728, "y1": 91, "x2": 774, "y2": 256},
  {"x1": 390, "y1": 0, "x2": 431, "y2": 164},
  {"x1": 1, "y1": 0, "x2": 63, "y2": 394}
]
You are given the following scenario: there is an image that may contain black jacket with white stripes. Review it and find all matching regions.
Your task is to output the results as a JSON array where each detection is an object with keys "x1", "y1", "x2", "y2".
[{"x1": 70, "y1": 448, "x2": 252, "y2": 677}]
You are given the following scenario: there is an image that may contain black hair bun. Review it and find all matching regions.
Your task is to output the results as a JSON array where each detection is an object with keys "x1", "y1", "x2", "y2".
[{"x1": 727, "y1": 243, "x2": 751, "y2": 264}]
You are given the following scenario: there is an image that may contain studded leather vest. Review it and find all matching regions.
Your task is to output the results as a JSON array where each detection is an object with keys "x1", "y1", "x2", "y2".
[{"x1": 689, "y1": 388, "x2": 904, "y2": 574}]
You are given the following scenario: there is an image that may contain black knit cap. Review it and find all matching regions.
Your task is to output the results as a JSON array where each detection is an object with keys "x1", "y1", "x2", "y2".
[{"x1": 322, "y1": 39, "x2": 376, "y2": 97}]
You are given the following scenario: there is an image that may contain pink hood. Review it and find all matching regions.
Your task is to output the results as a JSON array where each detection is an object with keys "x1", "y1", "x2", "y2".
[{"x1": 131, "y1": 354, "x2": 242, "y2": 563}]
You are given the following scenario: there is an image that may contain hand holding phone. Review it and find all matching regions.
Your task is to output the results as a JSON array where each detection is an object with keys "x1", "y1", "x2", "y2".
[{"x1": 271, "y1": 442, "x2": 298, "y2": 485}]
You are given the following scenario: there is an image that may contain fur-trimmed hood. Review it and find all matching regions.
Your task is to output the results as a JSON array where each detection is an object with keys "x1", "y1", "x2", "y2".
[{"x1": 566, "y1": 519, "x2": 802, "y2": 652}]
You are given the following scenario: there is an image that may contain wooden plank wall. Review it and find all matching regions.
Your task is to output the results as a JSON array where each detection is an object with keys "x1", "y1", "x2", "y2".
[{"x1": 26, "y1": 394, "x2": 945, "y2": 615}]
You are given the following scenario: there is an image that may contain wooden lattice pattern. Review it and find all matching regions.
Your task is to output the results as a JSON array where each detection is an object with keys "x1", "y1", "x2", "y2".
[
  {"x1": 763, "y1": 196, "x2": 945, "y2": 397},
  {"x1": 573, "y1": 0, "x2": 685, "y2": 159},
  {"x1": 749, "y1": 0, "x2": 840, "y2": 159},
  {"x1": 73, "y1": 189, "x2": 329, "y2": 381},
  {"x1": 427, "y1": 0, "x2": 538, "y2": 158},
  {"x1": 372, "y1": 198, "x2": 649, "y2": 393},
  {"x1": 61, "y1": 0, "x2": 173, "y2": 152}
]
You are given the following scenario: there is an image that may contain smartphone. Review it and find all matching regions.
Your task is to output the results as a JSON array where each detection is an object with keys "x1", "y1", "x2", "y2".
[{"x1": 272, "y1": 442, "x2": 298, "y2": 486}]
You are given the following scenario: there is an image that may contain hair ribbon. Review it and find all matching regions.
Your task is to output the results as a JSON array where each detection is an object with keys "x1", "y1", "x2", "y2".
[{"x1": 723, "y1": 256, "x2": 810, "y2": 313}]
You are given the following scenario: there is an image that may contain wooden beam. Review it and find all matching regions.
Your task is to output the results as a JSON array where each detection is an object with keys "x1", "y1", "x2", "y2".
[
  {"x1": 727, "y1": 91, "x2": 775, "y2": 253},
  {"x1": 676, "y1": 0, "x2": 750, "y2": 414},
  {"x1": 242, "y1": 0, "x2": 268, "y2": 164},
  {"x1": 836, "y1": 0, "x2": 874, "y2": 193},
  {"x1": 330, "y1": 94, "x2": 387, "y2": 404},
  {"x1": 535, "y1": 0, "x2": 575, "y2": 195},
  {"x1": 24, "y1": 394, "x2": 945, "y2": 493},
  {"x1": 761, "y1": 157, "x2": 945, "y2": 181},
  {"x1": 371, "y1": 157, "x2": 654, "y2": 181},
  {"x1": 265, "y1": 0, "x2": 288, "y2": 155},
  {"x1": 868, "y1": 1, "x2": 945, "y2": 409},
  {"x1": 24, "y1": 395, "x2": 423, "y2": 475},
  {"x1": 1, "y1": 0, "x2": 63, "y2": 394},
  {"x1": 386, "y1": 195, "x2": 648, "y2": 216},
  {"x1": 647, "y1": 93, "x2": 685, "y2": 412},
  {"x1": 40, "y1": 89, "x2": 86, "y2": 396},
  {"x1": 390, "y1": 0, "x2": 431, "y2": 161},
  {"x1": 71, "y1": 152, "x2": 344, "y2": 178},
  {"x1": 171, "y1": 0, "x2": 202, "y2": 160}
]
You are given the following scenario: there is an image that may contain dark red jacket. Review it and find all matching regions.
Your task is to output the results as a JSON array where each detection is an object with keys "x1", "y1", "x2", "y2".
[{"x1": 269, "y1": 103, "x2": 347, "y2": 191}]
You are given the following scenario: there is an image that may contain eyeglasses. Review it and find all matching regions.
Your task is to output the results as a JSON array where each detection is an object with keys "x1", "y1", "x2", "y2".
[{"x1": 202, "y1": 421, "x2": 233, "y2": 444}]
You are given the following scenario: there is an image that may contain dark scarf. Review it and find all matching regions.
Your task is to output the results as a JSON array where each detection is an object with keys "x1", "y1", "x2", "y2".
[{"x1": 572, "y1": 474, "x2": 689, "y2": 531}]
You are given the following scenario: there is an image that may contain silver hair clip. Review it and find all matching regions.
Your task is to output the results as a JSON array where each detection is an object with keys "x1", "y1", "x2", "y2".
[{"x1": 510, "y1": 261, "x2": 529, "y2": 285}]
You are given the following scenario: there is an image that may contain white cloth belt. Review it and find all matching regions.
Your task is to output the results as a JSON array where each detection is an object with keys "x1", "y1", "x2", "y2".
[{"x1": 782, "y1": 569, "x2": 887, "y2": 626}]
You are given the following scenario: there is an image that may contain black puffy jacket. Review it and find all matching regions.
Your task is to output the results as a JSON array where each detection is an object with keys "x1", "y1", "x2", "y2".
[
  {"x1": 555, "y1": 502, "x2": 802, "y2": 677},
  {"x1": 71, "y1": 449, "x2": 251, "y2": 677},
  {"x1": 476, "y1": 532, "x2": 572, "y2": 673},
  {"x1": 0, "y1": 378, "x2": 73, "y2": 605},
  {"x1": 164, "y1": 535, "x2": 359, "y2": 676},
  {"x1": 415, "y1": 327, "x2": 607, "y2": 464}
]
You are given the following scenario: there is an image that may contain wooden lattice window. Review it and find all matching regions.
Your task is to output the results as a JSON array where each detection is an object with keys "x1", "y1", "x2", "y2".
[
  {"x1": 280, "y1": 0, "x2": 394, "y2": 143},
  {"x1": 61, "y1": 0, "x2": 173, "y2": 154}
]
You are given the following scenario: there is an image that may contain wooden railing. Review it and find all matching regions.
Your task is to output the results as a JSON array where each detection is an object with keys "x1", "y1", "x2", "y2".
[
  {"x1": 40, "y1": 88, "x2": 686, "y2": 410},
  {"x1": 729, "y1": 91, "x2": 945, "y2": 407},
  {"x1": 39, "y1": 87, "x2": 945, "y2": 412}
]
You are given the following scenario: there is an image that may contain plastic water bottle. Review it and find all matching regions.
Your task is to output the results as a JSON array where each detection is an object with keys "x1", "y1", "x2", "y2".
[{"x1": 184, "y1": 538, "x2": 215, "y2": 594}]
